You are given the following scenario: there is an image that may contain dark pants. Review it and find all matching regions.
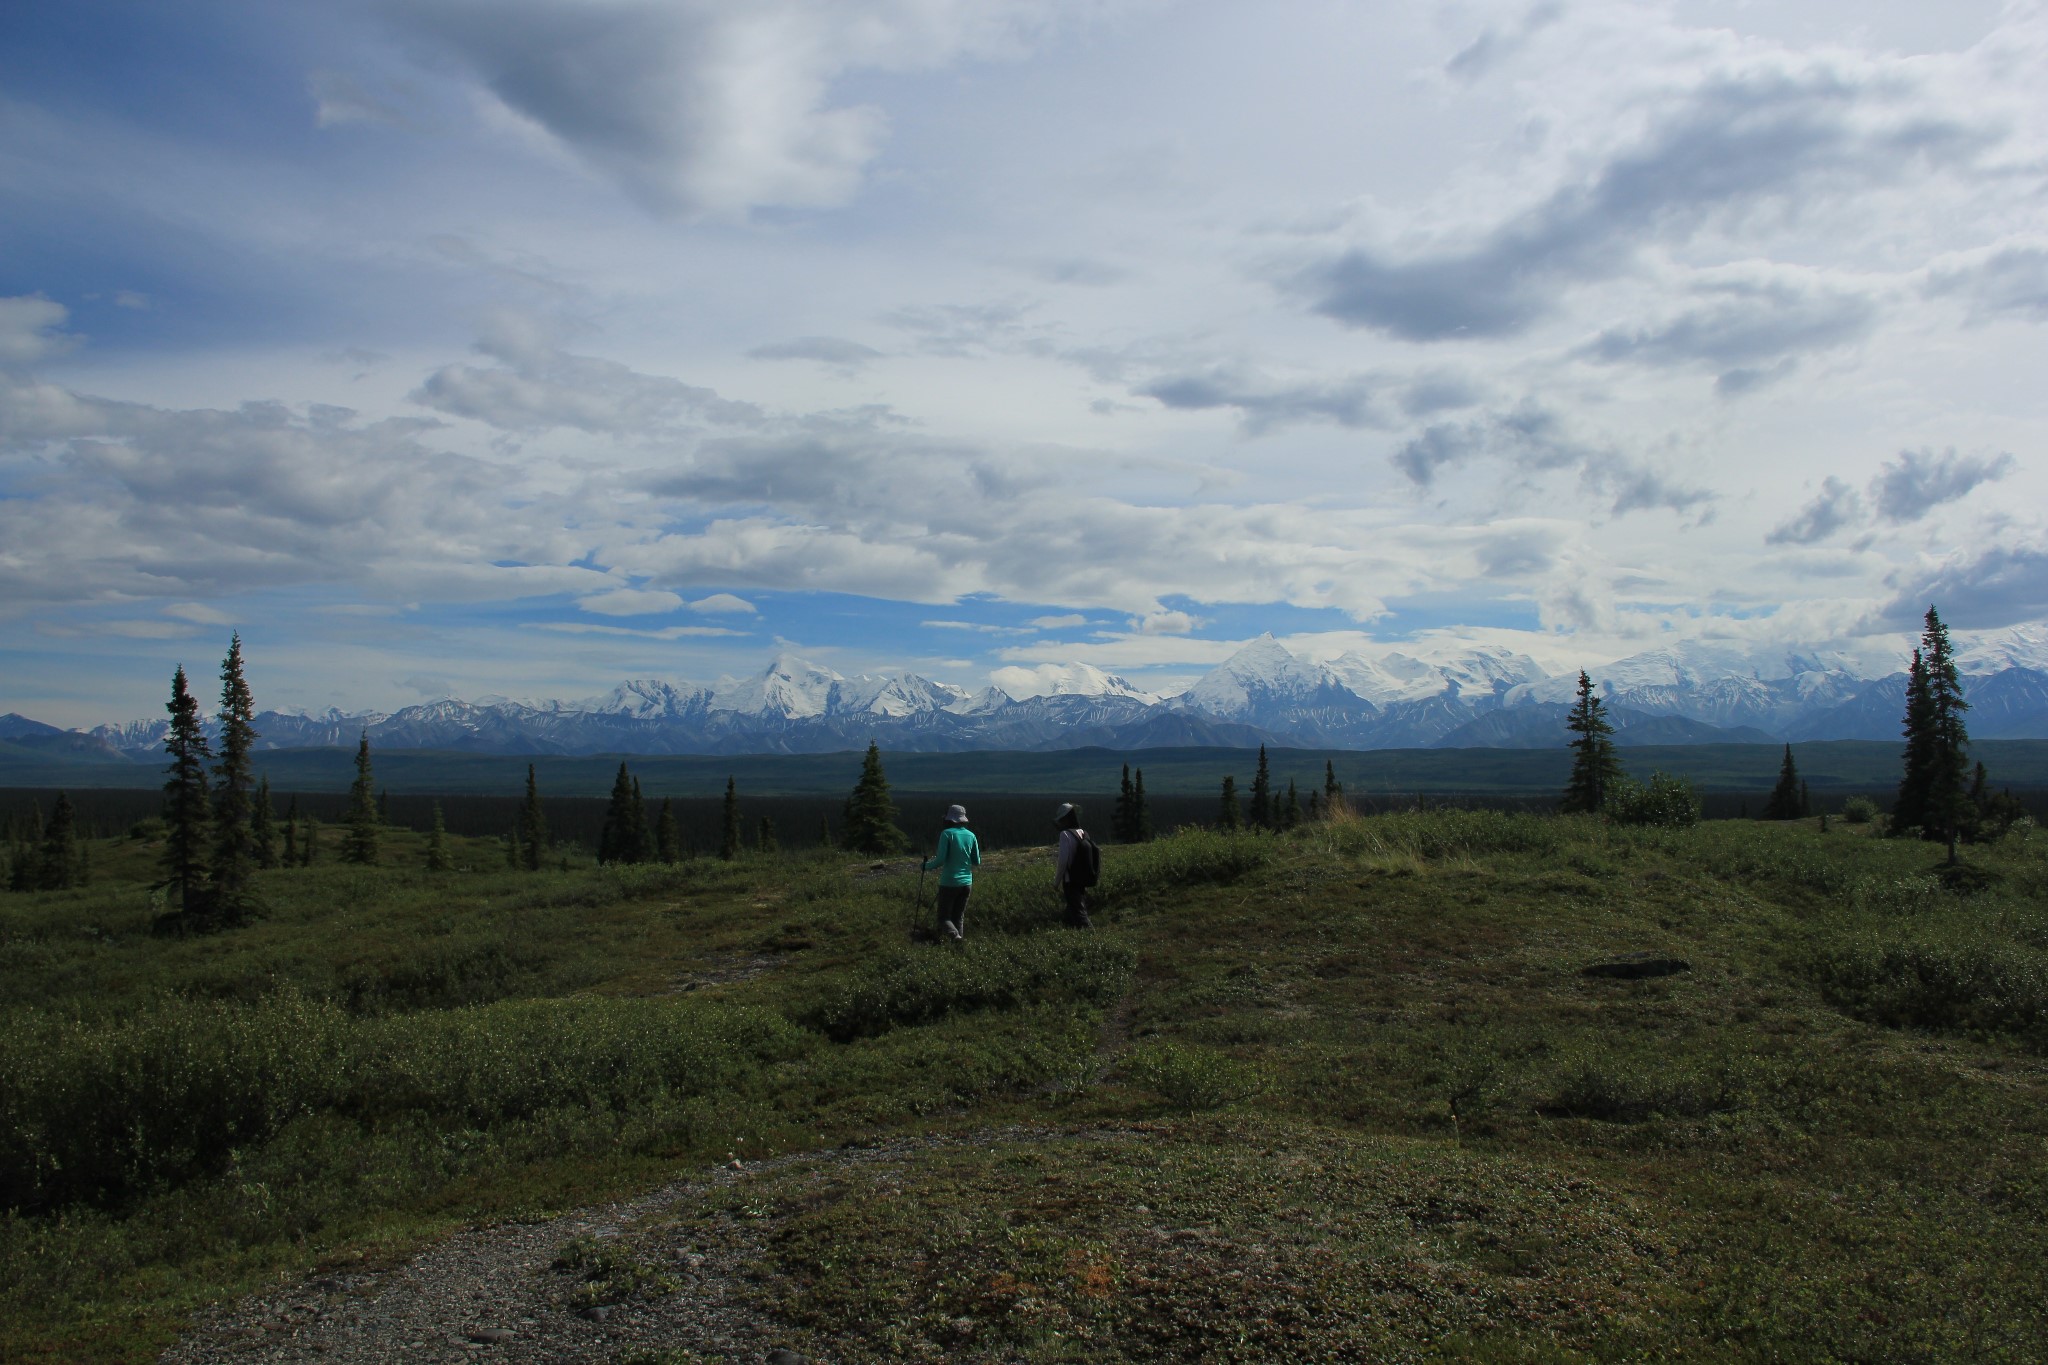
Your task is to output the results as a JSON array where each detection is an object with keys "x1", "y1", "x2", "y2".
[
  {"x1": 936, "y1": 885, "x2": 970, "y2": 938},
  {"x1": 1062, "y1": 886, "x2": 1092, "y2": 929}
]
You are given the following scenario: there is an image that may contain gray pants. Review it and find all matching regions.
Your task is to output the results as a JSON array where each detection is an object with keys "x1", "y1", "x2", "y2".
[{"x1": 935, "y1": 884, "x2": 970, "y2": 938}]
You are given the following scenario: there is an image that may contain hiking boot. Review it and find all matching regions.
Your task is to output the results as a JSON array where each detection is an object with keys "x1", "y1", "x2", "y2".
[{"x1": 945, "y1": 920, "x2": 964, "y2": 941}]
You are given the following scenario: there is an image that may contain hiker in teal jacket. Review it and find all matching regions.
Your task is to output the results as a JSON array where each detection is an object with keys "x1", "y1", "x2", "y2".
[{"x1": 922, "y1": 803, "x2": 981, "y2": 941}]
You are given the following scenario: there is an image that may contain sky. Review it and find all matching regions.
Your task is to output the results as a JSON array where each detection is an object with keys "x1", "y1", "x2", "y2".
[{"x1": 3, "y1": 0, "x2": 2045, "y2": 728}]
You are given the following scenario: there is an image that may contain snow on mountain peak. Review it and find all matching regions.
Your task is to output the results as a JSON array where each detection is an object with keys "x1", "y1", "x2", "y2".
[
  {"x1": 989, "y1": 663, "x2": 1160, "y2": 703},
  {"x1": 1183, "y1": 635, "x2": 1330, "y2": 715}
]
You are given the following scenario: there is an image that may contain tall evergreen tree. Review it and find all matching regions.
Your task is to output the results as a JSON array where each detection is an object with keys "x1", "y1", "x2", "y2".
[
  {"x1": 841, "y1": 743, "x2": 907, "y2": 854},
  {"x1": 161, "y1": 665, "x2": 213, "y2": 910},
  {"x1": 1133, "y1": 767, "x2": 1153, "y2": 843},
  {"x1": 519, "y1": 764, "x2": 547, "y2": 871},
  {"x1": 720, "y1": 776, "x2": 742, "y2": 860},
  {"x1": 35, "y1": 792, "x2": 83, "y2": 890},
  {"x1": 426, "y1": 801, "x2": 452, "y2": 872},
  {"x1": 629, "y1": 776, "x2": 649, "y2": 863},
  {"x1": 1282, "y1": 778, "x2": 1302, "y2": 831},
  {"x1": 1248, "y1": 745, "x2": 1273, "y2": 829},
  {"x1": 1763, "y1": 744, "x2": 1804, "y2": 820},
  {"x1": 1218, "y1": 775, "x2": 1241, "y2": 830},
  {"x1": 1894, "y1": 647, "x2": 1934, "y2": 834},
  {"x1": 342, "y1": 732, "x2": 379, "y2": 865},
  {"x1": 251, "y1": 776, "x2": 278, "y2": 869},
  {"x1": 1114, "y1": 763, "x2": 1136, "y2": 842},
  {"x1": 657, "y1": 797, "x2": 682, "y2": 863},
  {"x1": 1919, "y1": 606, "x2": 1972, "y2": 862},
  {"x1": 301, "y1": 814, "x2": 319, "y2": 866},
  {"x1": 756, "y1": 816, "x2": 777, "y2": 853},
  {"x1": 1323, "y1": 760, "x2": 1344, "y2": 814},
  {"x1": 600, "y1": 762, "x2": 637, "y2": 864},
  {"x1": 1562, "y1": 671, "x2": 1622, "y2": 815},
  {"x1": 211, "y1": 633, "x2": 261, "y2": 920}
]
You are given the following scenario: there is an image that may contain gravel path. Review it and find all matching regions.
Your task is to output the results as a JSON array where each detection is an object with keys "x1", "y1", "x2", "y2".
[
  {"x1": 159, "y1": 1151, "x2": 833, "y2": 1365},
  {"x1": 160, "y1": 1126, "x2": 1104, "y2": 1365}
]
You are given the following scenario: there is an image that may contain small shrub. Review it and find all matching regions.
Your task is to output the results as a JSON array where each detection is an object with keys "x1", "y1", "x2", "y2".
[
  {"x1": 1607, "y1": 772, "x2": 1701, "y2": 828},
  {"x1": 1122, "y1": 1041, "x2": 1261, "y2": 1113},
  {"x1": 1841, "y1": 797, "x2": 1879, "y2": 825},
  {"x1": 806, "y1": 936, "x2": 1133, "y2": 1041},
  {"x1": 1802, "y1": 938, "x2": 2048, "y2": 1047}
]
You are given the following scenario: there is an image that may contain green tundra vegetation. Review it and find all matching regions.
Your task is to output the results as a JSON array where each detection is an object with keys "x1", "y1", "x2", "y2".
[{"x1": 3, "y1": 806, "x2": 2047, "y2": 1362}]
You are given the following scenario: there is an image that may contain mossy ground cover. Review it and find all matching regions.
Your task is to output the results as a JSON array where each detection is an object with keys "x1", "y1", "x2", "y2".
[{"x1": 4, "y1": 813, "x2": 2047, "y2": 1361}]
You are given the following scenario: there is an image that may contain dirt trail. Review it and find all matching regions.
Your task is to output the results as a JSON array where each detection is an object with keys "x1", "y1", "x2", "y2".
[{"x1": 159, "y1": 1126, "x2": 1111, "y2": 1365}]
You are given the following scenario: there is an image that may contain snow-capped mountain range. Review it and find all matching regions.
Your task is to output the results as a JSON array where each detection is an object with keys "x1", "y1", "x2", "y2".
[{"x1": 17, "y1": 624, "x2": 2048, "y2": 761}]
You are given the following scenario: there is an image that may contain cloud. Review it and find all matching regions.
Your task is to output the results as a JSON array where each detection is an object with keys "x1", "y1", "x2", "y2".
[
  {"x1": 0, "y1": 372, "x2": 610, "y2": 614},
  {"x1": 414, "y1": 317, "x2": 764, "y2": 433},
  {"x1": 578, "y1": 586, "x2": 686, "y2": 615},
  {"x1": 747, "y1": 335, "x2": 885, "y2": 369},
  {"x1": 1139, "y1": 366, "x2": 1389, "y2": 433},
  {"x1": 1580, "y1": 275, "x2": 1879, "y2": 391},
  {"x1": 1029, "y1": 613, "x2": 1088, "y2": 629},
  {"x1": 1882, "y1": 541, "x2": 2048, "y2": 629},
  {"x1": 1925, "y1": 243, "x2": 2048, "y2": 324},
  {"x1": 1766, "y1": 476, "x2": 1864, "y2": 545},
  {"x1": 687, "y1": 592, "x2": 757, "y2": 614},
  {"x1": 1871, "y1": 448, "x2": 2016, "y2": 523},
  {"x1": 1444, "y1": 1, "x2": 1563, "y2": 84},
  {"x1": 384, "y1": 0, "x2": 1093, "y2": 218},
  {"x1": 1390, "y1": 402, "x2": 1711, "y2": 517},
  {"x1": 923, "y1": 619, "x2": 1033, "y2": 634},
  {"x1": 528, "y1": 621, "x2": 747, "y2": 639},
  {"x1": 1296, "y1": 67, "x2": 1988, "y2": 340},
  {"x1": 0, "y1": 296, "x2": 80, "y2": 366},
  {"x1": 307, "y1": 70, "x2": 411, "y2": 129},
  {"x1": 164, "y1": 602, "x2": 240, "y2": 626},
  {"x1": 401, "y1": 673, "x2": 456, "y2": 697},
  {"x1": 1127, "y1": 609, "x2": 1203, "y2": 634}
]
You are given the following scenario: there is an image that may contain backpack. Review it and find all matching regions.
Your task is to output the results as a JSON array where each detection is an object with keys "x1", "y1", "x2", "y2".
[{"x1": 1066, "y1": 830, "x2": 1101, "y2": 889}]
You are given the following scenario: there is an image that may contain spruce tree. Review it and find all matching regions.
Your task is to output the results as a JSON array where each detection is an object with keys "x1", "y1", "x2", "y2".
[
  {"x1": 657, "y1": 797, "x2": 682, "y2": 863},
  {"x1": 720, "y1": 776, "x2": 742, "y2": 860},
  {"x1": 1894, "y1": 648, "x2": 1934, "y2": 835},
  {"x1": 519, "y1": 764, "x2": 547, "y2": 871},
  {"x1": 161, "y1": 665, "x2": 214, "y2": 911},
  {"x1": 1324, "y1": 760, "x2": 1344, "y2": 814},
  {"x1": 342, "y1": 732, "x2": 379, "y2": 865},
  {"x1": 251, "y1": 776, "x2": 278, "y2": 869},
  {"x1": 841, "y1": 743, "x2": 907, "y2": 855},
  {"x1": 1919, "y1": 606, "x2": 1972, "y2": 862},
  {"x1": 426, "y1": 801, "x2": 452, "y2": 872},
  {"x1": 757, "y1": 816, "x2": 777, "y2": 853},
  {"x1": 1307, "y1": 791, "x2": 1322, "y2": 822},
  {"x1": 600, "y1": 762, "x2": 636, "y2": 864},
  {"x1": 1249, "y1": 745, "x2": 1273, "y2": 829},
  {"x1": 211, "y1": 633, "x2": 261, "y2": 920},
  {"x1": 36, "y1": 792, "x2": 82, "y2": 890},
  {"x1": 1283, "y1": 778, "x2": 1302, "y2": 830},
  {"x1": 1133, "y1": 767, "x2": 1152, "y2": 842},
  {"x1": 1763, "y1": 744, "x2": 1803, "y2": 820},
  {"x1": 301, "y1": 815, "x2": 319, "y2": 865},
  {"x1": 629, "y1": 776, "x2": 649, "y2": 863},
  {"x1": 1114, "y1": 763, "x2": 1135, "y2": 843},
  {"x1": 1218, "y1": 775, "x2": 1241, "y2": 830},
  {"x1": 1562, "y1": 671, "x2": 1622, "y2": 815}
]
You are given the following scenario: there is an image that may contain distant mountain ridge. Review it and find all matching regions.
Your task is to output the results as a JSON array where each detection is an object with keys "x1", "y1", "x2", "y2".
[{"x1": 21, "y1": 622, "x2": 2048, "y2": 760}]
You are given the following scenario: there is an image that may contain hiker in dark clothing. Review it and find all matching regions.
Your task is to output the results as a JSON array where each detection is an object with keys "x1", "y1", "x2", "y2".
[
  {"x1": 1053, "y1": 802, "x2": 1093, "y2": 929},
  {"x1": 923, "y1": 803, "x2": 980, "y2": 941}
]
